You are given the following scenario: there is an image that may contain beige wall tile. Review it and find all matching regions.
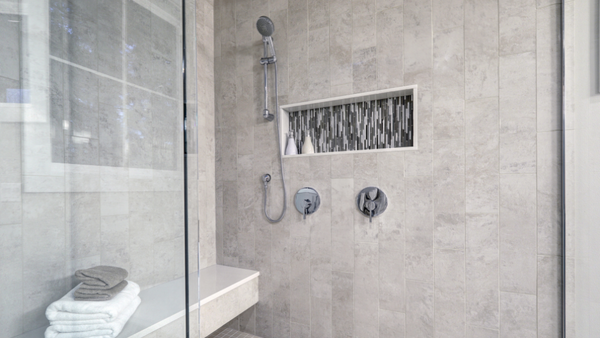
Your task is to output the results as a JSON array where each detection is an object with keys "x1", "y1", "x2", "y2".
[
  {"x1": 466, "y1": 213, "x2": 499, "y2": 329},
  {"x1": 379, "y1": 309, "x2": 405, "y2": 338},
  {"x1": 465, "y1": 0, "x2": 499, "y2": 100},
  {"x1": 499, "y1": 174, "x2": 537, "y2": 294},
  {"x1": 434, "y1": 249, "x2": 466, "y2": 338},
  {"x1": 537, "y1": 5, "x2": 562, "y2": 133},
  {"x1": 354, "y1": 242, "x2": 379, "y2": 336},
  {"x1": 500, "y1": 292, "x2": 537, "y2": 338},
  {"x1": 538, "y1": 255, "x2": 561, "y2": 338},
  {"x1": 537, "y1": 131, "x2": 562, "y2": 256},
  {"x1": 434, "y1": 175, "x2": 466, "y2": 250},
  {"x1": 376, "y1": 6, "x2": 404, "y2": 89},
  {"x1": 331, "y1": 178, "x2": 355, "y2": 273},
  {"x1": 406, "y1": 280, "x2": 434, "y2": 338},
  {"x1": 499, "y1": 3, "x2": 536, "y2": 55},
  {"x1": 332, "y1": 271, "x2": 354, "y2": 337},
  {"x1": 405, "y1": 176, "x2": 434, "y2": 281},
  {"x1": 467, "y1": 326, "x2": 499, "y2": 338}
]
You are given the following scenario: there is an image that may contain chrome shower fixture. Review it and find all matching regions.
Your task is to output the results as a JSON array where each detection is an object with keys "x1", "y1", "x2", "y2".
[
  {"x1": 257, "y1": 16, "x2": 276, "y2": 60},
  {"x1": 256, "y1": 16, "x2": 287, "y2": 223},
  {"x1": 257, "y1": 16, "x2": 277, "y2": 121}
]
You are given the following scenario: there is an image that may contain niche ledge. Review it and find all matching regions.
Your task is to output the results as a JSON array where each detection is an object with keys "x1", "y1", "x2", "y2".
[{"x1": 279, "y1": 85, "x2": 418, "y2": 158}]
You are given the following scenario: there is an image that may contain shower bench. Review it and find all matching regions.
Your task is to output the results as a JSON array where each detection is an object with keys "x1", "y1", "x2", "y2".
[{"x1": 17, "y1": 265, "x2": 259, "y2": 338}]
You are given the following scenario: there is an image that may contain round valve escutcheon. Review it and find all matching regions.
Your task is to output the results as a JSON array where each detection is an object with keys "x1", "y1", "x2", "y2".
[{"x1": 356, "y1": 187, "x2": 388, "y2": 223}]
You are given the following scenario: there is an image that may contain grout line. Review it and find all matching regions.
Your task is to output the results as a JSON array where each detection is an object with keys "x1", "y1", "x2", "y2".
[
  {"x1": 497, "y1": 0, "x2": 502, "y2": 333},
  {"x1": 462, "y1": 1, "x2": 467, "y2": 336},
  {"x1": 535, "y1": 3, "x2": 540, "y2": 336},
  {"x1": 48, "y1": 55, "x2": 178, "y2": 102}
]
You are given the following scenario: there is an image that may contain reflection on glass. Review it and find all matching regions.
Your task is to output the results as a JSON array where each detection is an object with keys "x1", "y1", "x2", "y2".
[
  {"x1": 0, "y1": 13, "x2": 28, "y2": 103},
  {"x1": 0, "y1": 0, "x2": 194, "y2": 337}
]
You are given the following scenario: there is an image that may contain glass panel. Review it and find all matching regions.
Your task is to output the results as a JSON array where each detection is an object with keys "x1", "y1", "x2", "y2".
[
  {"x1": 0, "y1": 0, "x2": 196, "y2": 337},
  {"x1": 567, "y1": 0, "x2": 600, "y2": 336}
]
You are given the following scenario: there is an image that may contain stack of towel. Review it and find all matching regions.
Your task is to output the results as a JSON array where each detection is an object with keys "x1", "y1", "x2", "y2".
[
  {"x1": 74, "y1": 266, "x2": 129, "y2": 301},
  {"x1": 44, "y1": 266, "x2": 141, "y2": 338}
]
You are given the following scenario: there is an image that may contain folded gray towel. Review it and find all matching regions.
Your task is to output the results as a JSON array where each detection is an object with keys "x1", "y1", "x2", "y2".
[
  {"x1": 75, "y1": 266, "x2": 128, "y2": 289},
  {"x1": 74, "y1": 280, "x2": 128, "y2": 301}
]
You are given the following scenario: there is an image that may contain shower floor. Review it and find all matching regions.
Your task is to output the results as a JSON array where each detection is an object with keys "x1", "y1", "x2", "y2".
[{"x1": 207, "y1": 327, "x2": 262, "y2": 338}]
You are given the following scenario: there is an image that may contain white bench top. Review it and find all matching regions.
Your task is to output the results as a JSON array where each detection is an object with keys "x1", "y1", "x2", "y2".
[{"x1": 16, "y1": 265, "x2": 260, "y2": 338}]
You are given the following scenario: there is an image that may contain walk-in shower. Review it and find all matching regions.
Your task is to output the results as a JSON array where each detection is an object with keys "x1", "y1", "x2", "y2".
[{"x1": 257, "y1": 16, "x2": 286, "y2": 223}]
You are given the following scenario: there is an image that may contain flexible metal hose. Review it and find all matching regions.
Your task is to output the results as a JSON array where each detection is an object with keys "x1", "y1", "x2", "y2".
[{"x1": 263, "y1": 53, "x2": 287, "y2": 223}]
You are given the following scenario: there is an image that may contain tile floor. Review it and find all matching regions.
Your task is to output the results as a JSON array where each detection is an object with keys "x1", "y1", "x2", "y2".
[{"x1": 206, "y1": 327, "x2": 262, "y2": 338}]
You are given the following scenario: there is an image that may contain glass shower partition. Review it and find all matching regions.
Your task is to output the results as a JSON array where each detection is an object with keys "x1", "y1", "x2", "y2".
[{"x1": 0, "y1": 0, "x2": 199, "y2": 337}]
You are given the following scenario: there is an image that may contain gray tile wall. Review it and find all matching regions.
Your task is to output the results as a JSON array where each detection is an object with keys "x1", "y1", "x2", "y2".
[{"x1": 213, "y1": 0, "x2": 562, "y2": 337}]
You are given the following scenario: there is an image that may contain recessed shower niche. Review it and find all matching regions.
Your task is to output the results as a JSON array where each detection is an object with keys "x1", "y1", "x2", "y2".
[{"x1": 279, "y1": 85, "x2": 418, "y2": 157}]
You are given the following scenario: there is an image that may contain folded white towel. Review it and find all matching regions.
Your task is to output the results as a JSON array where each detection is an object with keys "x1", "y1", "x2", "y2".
[
  {"x1": 46, "y1": 281, "x2": 140, "y2": 323},
  {"x1": 44, "y1": 296, "x2": 141, "y2": 338}
]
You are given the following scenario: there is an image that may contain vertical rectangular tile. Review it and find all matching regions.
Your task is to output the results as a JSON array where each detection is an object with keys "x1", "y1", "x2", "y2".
[
  {"x1": 537, "y1": 131, "x2": 561, "y2": 256},
  {"x1": 311, "y1": 267, "x2": 332, "y2": 338},
  {"x1": 352, "y1": 46, "x2": 377, "y2": 94},
  {"x1": 406, "y1": 280, "x2": 434, "y2": 338},
  {"x1": 311, "y1": 212, "x2": 332, "y2": 270},
  {"x1": 537, "y1": 255, "x2": 561, "y2": 338},
  {"x1": 332, "y1": 271, "x2": 353, "y2": 337},
  {"x1": 433, "y1": 138, "x2": 465, "y2": 177},
  {"x1": 331, "y1": 178, "x2": 355, "y2": 273},
  {"x1": 330, "y1": 0, "x2": 353, "y2": 87},
  {"x1": 308, "y1": 0, "x2": 330, "y2": 100},
  {"x1": 308, "y1": 26, "x2": 330, "y2": 100},
  {"x1": 434, "y1": 249, "x2": 466, "y2": 338},
  {"x1": 291, "y1": 322, "x2": 310, "y2": 338},
  {"x1": 499, "y1": 0, "x2": 536, "y2": 56},
  {"x1": 288, "y1": 0, "x2": 309, "y2": 102},
  {"x1": 222, "y1": 181, "x2": 238, "y2": 263},
  {"x1": 465, "y1": 98, "x2": 499, "y2": 213},
  {"x1": 467, "y1": 326, "x2": 499, "y2": 338},
  {"x1": 432, "y1": 0, "x2": 463, "y2": 31},
  {"x1": 376, "y1": 6, "x2": 404, "y2": 89},
  {"x1": 433, "y1": 25, "x2": 465, "y2": 140},
  {"x1": 499, "y1": 52, "x2": 536, "y2": 174},
  {"x1": 379, "y1": 206, "x2": 405, "y2": 313},
  {"x1": 0, "y1": 224, "x2": 23, "y2": 337},
  {"x1": 274, "y1": 258, "x2": 292, "y2": 327},
  {"x1": 464, "y1": 0, "x2": 498, "y2": 100},
  {"x1": 352, "y1": 0, "x2": 377, "y2": 93},
  {"x1": 379, "y1": 309, "x2": 405, "y2": 338},
  {"x1": 499, "y1": 174, "x2": 537, "y2": 294},
  {"x1": 354, "y1": 242, "x2": 379, "y2": 337},
  {"x1": 379, "y1": 245, "x2": 405, "y2": 310},
  {"x1": 404, "y1": 0, "x2": 432, "y2": 76},
  {"x1": 404, "y1": 0, "x2": 433, "y2": 176},
  {"x1": 466, "y1": 213, "x2": 499, "y2": 329},
  {"x1": 255, "y1": 236, "x2": 273, "y2": 338},
  {"x1": 434, "y1": 175, "x2": 465, "y2": 250},
  {"x1": 405, "y1": 176, "x2": 434, "y2": 281},
  {"x1": 499, "y1": 292, "x2": 537, "y2": 338},
  {"x1": 331, "y1": 154, "x2": 354, "y2": 179},
  {"x1": 291, "y1": 236, "x2": 311, "y2": 325}
]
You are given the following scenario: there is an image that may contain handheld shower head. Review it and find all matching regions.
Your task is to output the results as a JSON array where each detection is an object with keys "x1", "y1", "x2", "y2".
[
  {"x1": 256, "y1": 16, "x2": 275, "y2": 37},
  {"x1": 257, "y1": 16, "x2": 277, "y2": 58}
]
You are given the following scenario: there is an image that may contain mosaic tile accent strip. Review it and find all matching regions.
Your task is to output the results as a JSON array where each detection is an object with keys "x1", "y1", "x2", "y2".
[
  {"x1": 288, "y1": 95, "x2": 414, "y2": 154},
  {"x1": 207, "y1": 327, "x2": 263, "y2": 338}
]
